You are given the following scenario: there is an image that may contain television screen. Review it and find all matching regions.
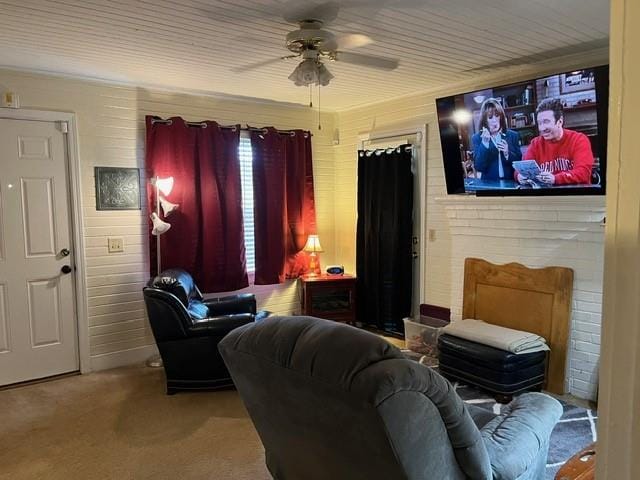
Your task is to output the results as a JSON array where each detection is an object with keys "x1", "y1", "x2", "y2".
[{"x1": 435, "y1": 65, "x2": 608, "y2": 196}]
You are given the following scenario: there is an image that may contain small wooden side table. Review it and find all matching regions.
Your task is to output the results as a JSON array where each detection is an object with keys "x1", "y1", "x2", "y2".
[
  {"x1": 555, "y1": 443, "x2": 596, "y2": 480},
  {"x1": 299, "y1": 274, "x2": 356, "y2": 324}
]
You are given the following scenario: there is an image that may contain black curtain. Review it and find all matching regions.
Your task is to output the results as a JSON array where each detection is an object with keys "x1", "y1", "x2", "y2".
[{"x1": 356, "y1": 145, "x2": 414, "y2": 334}]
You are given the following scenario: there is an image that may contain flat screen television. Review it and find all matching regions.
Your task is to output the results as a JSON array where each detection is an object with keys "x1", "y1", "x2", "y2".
[{"x1": 435, "y1": 65, "x2": 609, "y2": 196}]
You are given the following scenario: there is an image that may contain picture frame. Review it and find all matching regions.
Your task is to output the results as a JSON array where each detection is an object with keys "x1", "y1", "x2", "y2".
[
  {"x1": 94, "y1": 167, "x2": 141, "y2": 210},
  {"x1": 559, "y1": 70, "x2": 596, "y2": 94}
]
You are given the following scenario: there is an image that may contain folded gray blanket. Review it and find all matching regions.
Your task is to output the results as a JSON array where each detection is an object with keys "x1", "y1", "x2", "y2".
[{"x1": 442, "y1": 319, "x2": 550, "y2": 354}]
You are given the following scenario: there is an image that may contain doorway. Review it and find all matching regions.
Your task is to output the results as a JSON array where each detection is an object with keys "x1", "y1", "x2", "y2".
[
  {"x1": 0, "y1": 116, "x2": 80, "y2": 385},
  {"x1": 356, "y1": 128, "x2": 426, "y2": 334}
]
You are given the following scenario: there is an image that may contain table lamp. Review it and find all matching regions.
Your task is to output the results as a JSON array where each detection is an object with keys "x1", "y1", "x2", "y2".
[{"x1": 303, "y1": 234, "x2": 324, "y2": 276}]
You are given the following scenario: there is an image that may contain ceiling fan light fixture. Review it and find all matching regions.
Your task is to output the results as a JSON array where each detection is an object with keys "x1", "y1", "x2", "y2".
[
  {"x1": 317, "y1": 62, "x2": 333, "y2": 86},
  {"x1": 288, "y1": 58, "x2": 333, "y2": 86}
]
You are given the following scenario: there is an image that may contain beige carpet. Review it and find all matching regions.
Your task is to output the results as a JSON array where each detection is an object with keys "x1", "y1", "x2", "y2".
[{"x1": 0, "y1": 366, "x2": 270, "y2": 480}]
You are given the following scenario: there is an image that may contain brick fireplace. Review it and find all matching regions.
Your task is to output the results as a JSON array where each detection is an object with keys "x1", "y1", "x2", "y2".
[{"x1": 439, "y1": 195, "x2": 605, "y2": 400}]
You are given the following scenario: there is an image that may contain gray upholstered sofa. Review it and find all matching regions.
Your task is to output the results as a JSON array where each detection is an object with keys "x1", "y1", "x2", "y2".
[{"x1": 219, "y1": 316, "x2": 562, "y2": 480}]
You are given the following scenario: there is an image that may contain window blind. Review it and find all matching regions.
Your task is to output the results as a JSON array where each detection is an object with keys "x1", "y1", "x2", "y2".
[{"x1": 238, "y1": 134, "x2": 255, "y2": 272}]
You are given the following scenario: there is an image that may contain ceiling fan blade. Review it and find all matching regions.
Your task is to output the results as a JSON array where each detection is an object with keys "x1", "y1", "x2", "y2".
[
  {"x1": 324, "y1": 33, "x2": 374, "y2": 51},
  {"x1": 334, "y1": 51, "x2": 399, "y2": 71},
  {"x1": 231, "y1": 56, "x2": 297, "y2": 73},
  {"x1": 463, "y1": 38, "x2": 609, "y2": 73},
  {"x1": 283, "y1": 1, "x2": 340, "y2": 24}
]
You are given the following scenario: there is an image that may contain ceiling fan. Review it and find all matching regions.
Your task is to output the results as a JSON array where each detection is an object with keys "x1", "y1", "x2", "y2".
[{"x1": 232, "y1": 2, "x2": 400, "y2": 87}]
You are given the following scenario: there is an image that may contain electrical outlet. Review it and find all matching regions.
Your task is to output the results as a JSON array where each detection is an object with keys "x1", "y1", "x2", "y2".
[{"x1": 108, "y1": 237, "x2": 124, "y2": 253}]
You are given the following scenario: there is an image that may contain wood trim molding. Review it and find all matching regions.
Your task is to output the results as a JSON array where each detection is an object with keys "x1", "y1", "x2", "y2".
[{"x1": 597, "y1": 0, "x2": 640, "y2": 477}]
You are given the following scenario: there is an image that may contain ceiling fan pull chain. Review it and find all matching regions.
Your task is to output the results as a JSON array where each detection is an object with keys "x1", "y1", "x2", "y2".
[
  {"x1": 309, "y1": 84, "x2": 313, "y2": 108},
  {"x1": 318, "y1": 85, "x2": 322, "y2": 131}
]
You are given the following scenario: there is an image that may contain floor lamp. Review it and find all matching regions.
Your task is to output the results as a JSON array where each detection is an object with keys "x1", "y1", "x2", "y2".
[
  {"x1": 150, "y1": 176, "x2": 177, "y2": 274},
  {"x1": 147, "y1": 176, "x2": 177, "y2": 368}
]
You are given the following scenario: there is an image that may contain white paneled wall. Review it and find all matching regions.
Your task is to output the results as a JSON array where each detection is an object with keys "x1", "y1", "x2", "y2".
[
  {"x1": 0, "y1": 69, "x2": 336, "y2": 370},
  {"x1": 335, "y1": 51, "x2": 607, "y2": 400},
  {"x1": 0, "y1": 49, "x2": 608, "y2": 392}
]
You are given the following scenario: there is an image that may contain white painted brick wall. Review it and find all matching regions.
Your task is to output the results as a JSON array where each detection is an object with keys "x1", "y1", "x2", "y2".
[{"x1": 440, "y1": 196, "x2": 605, "y2": 400}]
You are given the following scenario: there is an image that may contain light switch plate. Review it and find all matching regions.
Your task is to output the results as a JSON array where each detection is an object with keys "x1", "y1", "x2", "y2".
[
  {"x1": 1, "y1": 91, "x2": 20, "y2": 108},
  {"x1": 108, "y1": 237, "x2": 124, "y2": 253}
]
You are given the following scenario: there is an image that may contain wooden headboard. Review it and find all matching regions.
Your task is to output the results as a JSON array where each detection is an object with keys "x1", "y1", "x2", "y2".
[{"x1": 462, "y1": 258, "x2": 574, "y2": 394}]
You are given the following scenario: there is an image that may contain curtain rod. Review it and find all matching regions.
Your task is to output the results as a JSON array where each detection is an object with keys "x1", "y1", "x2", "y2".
[
  {"x1": 150, "y1": 118, "x2": 312, "y2": 137},
  {"x1": 360, "y1": 145, "x2": 414, "y2": 156},
  {"x1": 365, "y1": 131, "x2": 421, "y2": 143}
]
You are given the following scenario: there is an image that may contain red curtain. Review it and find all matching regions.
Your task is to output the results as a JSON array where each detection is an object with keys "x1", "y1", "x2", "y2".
[
  {"x1": 251, "y1": 128, "x2": 316, "y2": 285},
  {"x1": 145, "y1": 116, "x2": 248, "y2": 292}
]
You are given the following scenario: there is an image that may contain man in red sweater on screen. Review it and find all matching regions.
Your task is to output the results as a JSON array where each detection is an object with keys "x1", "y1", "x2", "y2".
[{"x1": 516, "y1": 98, "x2": 594, "y2": 186}]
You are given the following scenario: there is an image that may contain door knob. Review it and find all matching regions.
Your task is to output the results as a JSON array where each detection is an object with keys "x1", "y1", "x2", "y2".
[
  {"x1": 61, "y1": 265, "x2": 72, "y2": 274},
  {"x1": 60, "y1": 248, "x2": 70, "y2": 257}
]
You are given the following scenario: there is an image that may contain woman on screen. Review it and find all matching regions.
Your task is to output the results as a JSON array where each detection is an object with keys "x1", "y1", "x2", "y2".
[{"x1": 472, "y1": 98, "x2": 522, "y2": 181}]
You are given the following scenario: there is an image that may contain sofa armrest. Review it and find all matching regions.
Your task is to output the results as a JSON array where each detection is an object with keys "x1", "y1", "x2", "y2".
[
  {"x1": 203, "y1": 293, "x2": 256, "y2": 316},
  {"x1": 480, "y1": 392, "x2": 562, "y2": 480}
]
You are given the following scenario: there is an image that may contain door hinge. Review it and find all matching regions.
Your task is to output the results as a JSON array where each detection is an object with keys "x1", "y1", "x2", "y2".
[{"x1": 58, "y1": 121, "x2": 69, "y2": 133}]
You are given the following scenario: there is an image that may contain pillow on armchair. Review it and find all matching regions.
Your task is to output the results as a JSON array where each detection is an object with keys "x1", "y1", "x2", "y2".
[{"x1": 187, "y1": 300, "x2": 209, "y2": 320}]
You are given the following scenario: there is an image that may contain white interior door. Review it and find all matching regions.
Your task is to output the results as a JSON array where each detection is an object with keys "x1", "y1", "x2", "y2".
[{"x1": 0, "y1": 118, "x2": 78, "y2": 386}]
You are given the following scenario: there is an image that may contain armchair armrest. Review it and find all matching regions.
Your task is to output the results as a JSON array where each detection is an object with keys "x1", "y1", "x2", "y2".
[
  {"x1": 203, "y1": 293, "x2": 256, "y2": 316},
  {"x1": 190, "y1": 313, "x2": 255, "y2": 336},
  {"x1": 480, "y1": 392, "x2": 562, "y2": 480}
]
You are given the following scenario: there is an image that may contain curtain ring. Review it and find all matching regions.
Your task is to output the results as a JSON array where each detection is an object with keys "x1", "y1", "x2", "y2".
[
  {"x1": 303, "y1": 132, "x2": 309, "y2": 138},
  {"x1": 262, "y1": 128, "x2": 269, "y2": 135},
  {"x1": 165, "y1": 120, "x2": 173, "y2": 126},
  {"x1": 201, "y1": 122, "x2": 207, "y2": 129},
  {"x1": 231, "y1": 126, "x2": 237, "y2": 132},
  {"x1": 290, "y1": 131, "x2": 296, "y2": 137}
]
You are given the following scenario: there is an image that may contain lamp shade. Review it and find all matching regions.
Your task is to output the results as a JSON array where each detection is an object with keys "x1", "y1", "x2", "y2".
[
  {"x1": 155, "y1": 176, "x2": 174, "y2": 196},
  {"x1": 303, "y1": 235, "x2": 324, "y2": 253},
  {"x1": 159, "y1": 196, "x2": 179, "y2": 217},
  {"x1": 316, "y1": 63, "x2": 334, "y2": 87},
  {"x1": 151, "y1": 212, "x2": 171, "y2": 235},
  {"x1": 288, "y1": 59, "x2": 333, "y2": 87}
]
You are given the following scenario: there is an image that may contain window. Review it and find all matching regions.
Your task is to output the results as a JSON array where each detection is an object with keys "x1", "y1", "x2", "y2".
[{"x1": 238, "y1": 135, "x2": 255, "y2": 272}]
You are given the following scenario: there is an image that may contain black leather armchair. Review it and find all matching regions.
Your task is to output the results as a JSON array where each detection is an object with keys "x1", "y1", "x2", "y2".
[{"x1": 143, "y1": 268, "x2": 264, "y2": 394}]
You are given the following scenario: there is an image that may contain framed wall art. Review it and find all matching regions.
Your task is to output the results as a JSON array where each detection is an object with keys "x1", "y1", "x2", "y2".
[{"x1": 94, "y1": 167, "x2": 141, "y2": 210}]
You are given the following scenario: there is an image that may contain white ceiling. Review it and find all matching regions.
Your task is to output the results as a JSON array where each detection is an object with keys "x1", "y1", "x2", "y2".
[{"x1": 0, "y1": 0, "x2": 609, "y2": 110}]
